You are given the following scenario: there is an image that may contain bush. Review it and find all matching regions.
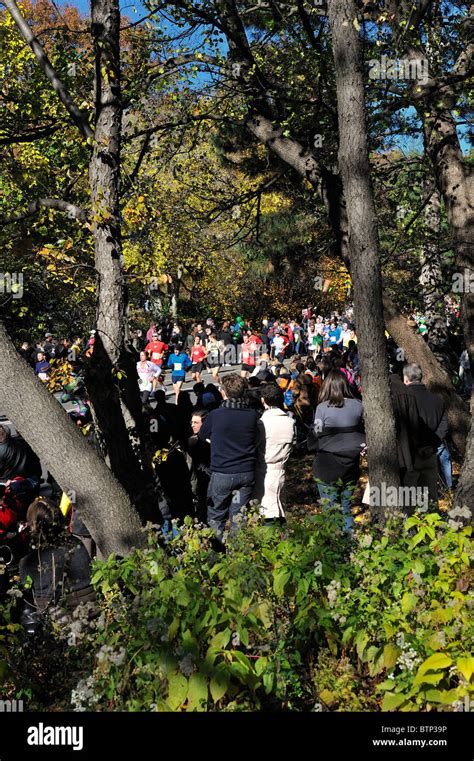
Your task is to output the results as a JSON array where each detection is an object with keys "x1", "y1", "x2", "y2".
[
  {"x1": 69, "y1": 509, "x2": 472, "y2": 712},
  {"x1": 328, "y1": 512, "x2": 474, "y2": 711}
]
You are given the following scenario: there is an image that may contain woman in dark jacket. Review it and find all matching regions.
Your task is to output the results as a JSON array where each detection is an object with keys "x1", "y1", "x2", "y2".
[
  {"x1": 307, "y1": 370, "x2": 364, "y2": 532},
  {"x1": 19, "y1": 498, "x2": 93, "y2": 634}
]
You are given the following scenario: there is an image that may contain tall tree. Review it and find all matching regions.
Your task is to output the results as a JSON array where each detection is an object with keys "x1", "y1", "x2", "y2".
[
  {"x1": 327, "y1": 0, "x2": 400, "y2": 512},
  {"x1": 4, "y1": 0, "x2": 152, "y2": 500}
]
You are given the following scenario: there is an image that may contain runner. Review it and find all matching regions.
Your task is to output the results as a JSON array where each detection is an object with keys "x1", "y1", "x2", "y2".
[
  {"x1": 145, "y1": 331, "x2": 168, "y2": 368},
  {"x1": 206, "y1": 333, "x2": 221, "y2": 383},
  {"x1": 190, "y1": 336, "x2": 207, "y2": 383},
  {"x1": 136, "y1": 350, "x2": 161, "y2": 406},
  {"x1": 167, "y1": 343, "x2": 192, "y2": 402}
]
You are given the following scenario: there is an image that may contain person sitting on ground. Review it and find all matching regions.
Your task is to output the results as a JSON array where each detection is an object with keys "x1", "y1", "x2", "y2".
[{"x1": 252, "y1": 384, "x2": 295, "y2": 522}]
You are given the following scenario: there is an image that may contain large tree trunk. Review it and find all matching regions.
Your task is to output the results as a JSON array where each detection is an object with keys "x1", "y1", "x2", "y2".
[
  {"x1": 86, "y1": 0, "x2": 148, "y2": 497},
  {"x1": 328, "y1": 0, "x2": 400, "y2": 515},
  {"x1": 0, "y1": 323, "x2": 145, "y2": 556}
]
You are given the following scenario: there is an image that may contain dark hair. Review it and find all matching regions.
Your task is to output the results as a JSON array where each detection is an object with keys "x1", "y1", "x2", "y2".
[
  {"x1": 204, "y1": 383, "x2": 221, "y2": 400},
  {"x1": 192, "y1": 409, "x2": 208, "y2": 421},
  {"x1": 193, "y1": 382, "x2": 205, "y2": 394},
  {"x1": 306, "y1": 358, "x2": 316, "y2": 372},
  {"x1": 221, "y1": 373, "x2": 248, "y2": 399},
  {"x1": 26, "y1": 498, "x2": 64, "y2": 543},
  {"x1": 318, "y1": 370, "x2": 355, "y2": 407},
  {"x1": 153, "y1": 389, "x2": 166, "y2": 405},
  {"x1": 295, "y1": 362, "x2": 305, "y2": 375},
  {"x1": 260, "y1": 383, "x2": 284, "y2": 409},
  {"x1": 174, "y1": 343, "x2": 184, "y2": 353},
  {"x1": 248, "y1": 376, "x2": 261, "y2": 387}
]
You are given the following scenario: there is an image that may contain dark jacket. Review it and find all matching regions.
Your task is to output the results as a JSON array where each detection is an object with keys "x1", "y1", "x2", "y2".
[
  {"x1": 307, "y1": 398, "x2": 364, "y2": 483},
  {"x1": 198, "y1": 399, "x2": 258, "y2": 474},
  {"x1": 391, "y1": 378, "x2": 448, "y2": 470}
]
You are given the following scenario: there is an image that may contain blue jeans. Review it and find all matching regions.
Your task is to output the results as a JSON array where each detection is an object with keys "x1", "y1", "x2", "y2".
[
  {"x1": 437, "y1": 442, "x2": 452, "y2": 489},
  {"x1": 207, "y1": 471, "x2": 255, "y2": 540},
  {"x1": 317, "y1": 481, "x2": 355, "y2": 533}
]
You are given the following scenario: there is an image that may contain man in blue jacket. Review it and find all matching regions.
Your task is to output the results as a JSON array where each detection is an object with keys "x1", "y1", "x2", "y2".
[{"x1": 198, "y1": 374, "x2": 258, "y2": 543}]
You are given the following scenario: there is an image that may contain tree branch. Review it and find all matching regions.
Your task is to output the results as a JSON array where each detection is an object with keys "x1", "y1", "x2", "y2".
[
  {"x1": 0, "y1": 198, "x2": 88, "y2": 225},
  {"x1": 3, "y1": 0, "x2": 94, "y2": 141}
]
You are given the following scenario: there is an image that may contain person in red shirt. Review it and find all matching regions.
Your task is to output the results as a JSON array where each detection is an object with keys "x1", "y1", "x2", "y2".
[
  {"x1": 145, "y1": 332, "x2": 168, "y2": 367},
  {"x1": 190, "y1": 336, "x2": 207, "y2": 382},
  {"x1": 240, "y1": 334, "x2": 258, "y2": 378}
]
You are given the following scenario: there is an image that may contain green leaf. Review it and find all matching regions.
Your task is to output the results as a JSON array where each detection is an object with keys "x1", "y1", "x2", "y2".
[
  {"x1": 423, "y1": 689, "x2": 444, "y2": 703},
  {"x1": 417, "y1": 653, "x2": 452, "y2": 676},
  {"x1": 273, "y1": 568, "x2": 291, "y2": 597},
  {"x1": 257, "y1": 601, "x2": 273, "y2": 629},
  {"x1": 401, "y1": 592, "x2": 417, "y2": 614},
  {"x1": 209, "y1": 628, "x2": 231, "y2": 651},
  {"x1": 382, "y1": 644, "x2": 402, "y2": 670},
  {"x1": 457, "y1": 656, "x2": 474, "y2": 683},
  {"x1": 166, "y1": 673, "x2": 188, "y2": 710},
  {"x1": 209, "y1": 671, "x2": 229, "y2": 703},
  {"x1": 355, "y1": 631, "x2": 370, "y2": 660},
  {"x1": 382, "y1": 692, "x2": 409, "y2": 711},
  {"x1": 186, "y1": 673, "x2": 208, "y2": 712},
  {"x1": 255, "y1": 657, "x2": 268, "y2": 676},
  {"x1": 413, "y1": 671, "x2": 445, "y2": 686}
]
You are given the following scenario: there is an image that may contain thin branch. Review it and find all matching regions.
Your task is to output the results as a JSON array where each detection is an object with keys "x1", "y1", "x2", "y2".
[
  {"x1": 0, "y1": 198, "x2": 88, "y2": 226},
  {"x1": 2, "y1": 0, "x2": 93, "y2": 141}
]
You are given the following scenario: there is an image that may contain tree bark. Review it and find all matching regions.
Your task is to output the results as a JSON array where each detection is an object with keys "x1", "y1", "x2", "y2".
[
  {"x1": 86, "y1": 0, "x2": 149, "y2": 497},
  {"x1": 0, "y1": 322, "x2": 145, "y2": 557},
  {"x1": 327, "y1": 0, "x2": 400, "y2": 514},
  {"x1": 420, "y1": 179, "x2": 451, "y2": 366}
]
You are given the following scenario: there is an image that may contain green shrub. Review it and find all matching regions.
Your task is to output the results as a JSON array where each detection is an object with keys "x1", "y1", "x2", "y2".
[
  {"x1": 71, "y1": 509, "x2": 472, "y2": 712},
  {"x1": 329, "y1": 512, "x2": 473, "y2": 711}
]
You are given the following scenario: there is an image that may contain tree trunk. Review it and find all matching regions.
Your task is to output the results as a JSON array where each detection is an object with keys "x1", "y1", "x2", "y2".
[
  {"x1": 86, "y1": 0, "x2": 147, "y2": 497},
  {"x1": 420, "y1": 179, "x2": 451, "y2": 367},
  {"x1": 327, "y1": 0, "x2": 400, "y2": 516},
  {"x1": 454, "y1": 391, "x2": 474, "y2": 517},
  {"x1": 0, "y1": 322, "x2": 145, "y2": 556}
]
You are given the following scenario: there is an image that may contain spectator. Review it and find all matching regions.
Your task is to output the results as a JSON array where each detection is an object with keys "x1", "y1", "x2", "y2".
[
  {"x1": 252, "y1": 384, "x2": 295, "y2": 521},
  {"x1": 393, "y1": 363, "x2": 448, "y2": 508},
  {"x1": 198, "y1": 374, "x2": 258, "y2": 544},
  {"x1": 308, "y1": 371, "x2": 365, "y2": 532}
]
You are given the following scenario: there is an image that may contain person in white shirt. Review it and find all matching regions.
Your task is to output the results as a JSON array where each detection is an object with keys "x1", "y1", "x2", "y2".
[
  {"x1": 272, "y1": 333, "x2": 286, "y2": 362},
  {"x1": 252, "y1": 383, "x2": 296, "y2": 520},
  {"x1": 340, "y1": 321, "x2": 352, "y2": 348},
  {"x1": 137, "y1": 350, "x2": 161, "y2": 405}
]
